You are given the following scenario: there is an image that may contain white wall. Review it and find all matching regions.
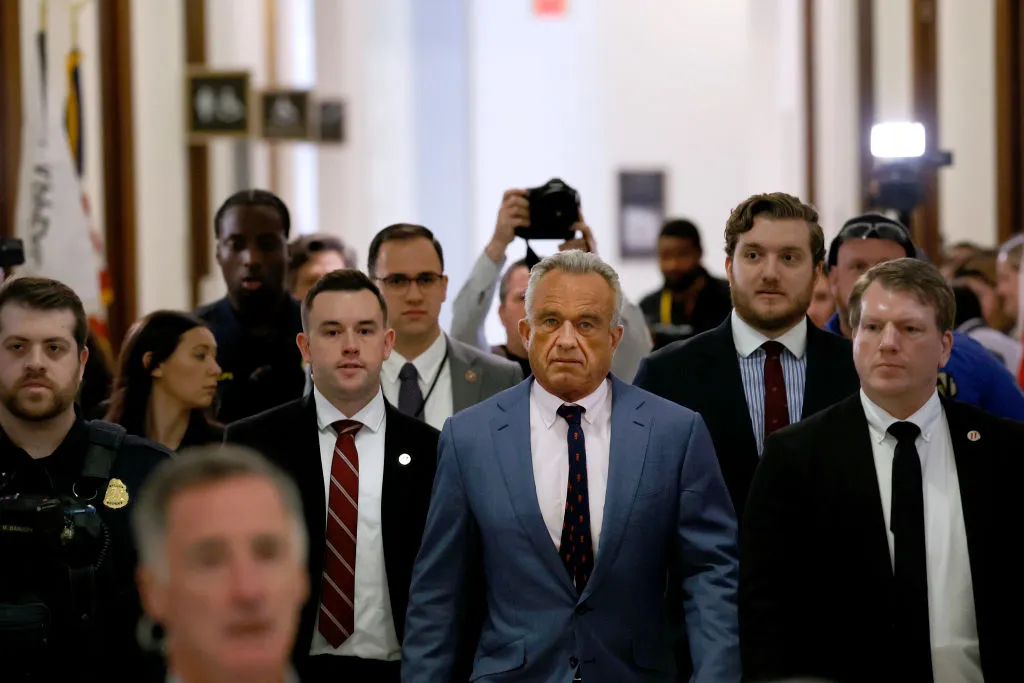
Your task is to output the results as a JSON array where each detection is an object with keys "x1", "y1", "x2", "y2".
[
  {"x1": 938, "y1": 0, "x2": 996, "y2": 247},
  {"x1": 813, "y1": 0, "x2": 861, "y2": 240},
  {"x1": 273, "y1": 0, "x2": 318, "y2": 236},
  {"x1": 874, "y1": 0, "x2": 914, "y2": 123},
  {"x1": 131, "y1": 0, "x2": 189, "y2": 314}
]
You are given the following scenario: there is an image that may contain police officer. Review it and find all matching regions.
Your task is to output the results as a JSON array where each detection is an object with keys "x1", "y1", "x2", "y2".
[{"x1": 0, "y1": 277, "x2": 171, "y2": 682}]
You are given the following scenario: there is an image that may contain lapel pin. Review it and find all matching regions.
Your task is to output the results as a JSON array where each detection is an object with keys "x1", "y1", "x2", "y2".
[
  {"x1": 399, "y1": 453, "x2": 412, "y2": 466},
  {"x1": 465, "y1": 369, "x2": 478, "y2": 383},
  {"x1": 967, "y1": 430, "x2": 981, "y2": 442}
]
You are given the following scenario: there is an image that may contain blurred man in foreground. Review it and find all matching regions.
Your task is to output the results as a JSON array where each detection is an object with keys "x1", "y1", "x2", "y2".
[{"x1": 134, "y1": 444, "x2": 309, "y2": 683}]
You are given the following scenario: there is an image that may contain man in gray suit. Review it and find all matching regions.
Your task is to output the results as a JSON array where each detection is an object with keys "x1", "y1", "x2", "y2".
[
  {"x1": 368, "y1": 223, "x2": 523, "y2": 430},
  {"x1": 403, "y1": 250, "x2": 740, "y2": 683},
  {"x1": 450, "y1": 189, "x2": 652, "y2": 380}
]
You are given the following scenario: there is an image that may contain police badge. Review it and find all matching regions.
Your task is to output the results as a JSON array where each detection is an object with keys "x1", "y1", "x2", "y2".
[{"x1": 103, "y1": 478, "x2": 130, "y2": 509}]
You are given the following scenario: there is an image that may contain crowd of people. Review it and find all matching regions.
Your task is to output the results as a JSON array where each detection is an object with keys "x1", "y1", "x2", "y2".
[{"x1": 0, "y1": 187, "x2": 1021, "y2": 683}]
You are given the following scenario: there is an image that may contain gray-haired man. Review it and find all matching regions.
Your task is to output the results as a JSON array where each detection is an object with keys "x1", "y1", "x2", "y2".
[
  {"x1": 403, "y1": 250, "x2": 739, "y2": 683},
  {"x1": 133, "y1": 445, "x2": 309, "y2": 683}
]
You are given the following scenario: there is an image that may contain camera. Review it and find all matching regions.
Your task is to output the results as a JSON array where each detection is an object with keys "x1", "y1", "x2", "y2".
[
  {"x1": 0, "y1": 493, "x2": 106, "y2": 585},
  {"x1": 516, "y1": 178, "x2": 581, "y2": 241}
]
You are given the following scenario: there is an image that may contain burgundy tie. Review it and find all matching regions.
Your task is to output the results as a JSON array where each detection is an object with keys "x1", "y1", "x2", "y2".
[
  {"x1": 762, "y1": 341, "x2": 790, "y2": 437},
  {"x1": 319, "y1": 419, "x2": 362, "y2": 647}
]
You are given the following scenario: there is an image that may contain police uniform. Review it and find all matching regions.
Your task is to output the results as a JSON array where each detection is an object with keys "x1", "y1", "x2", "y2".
[
  {"x1": 196, "y1": 296, "x2": 306, "y2": 424},
  {"x1": 0, "y1": 413, "x2": 171, "y2": 682}
]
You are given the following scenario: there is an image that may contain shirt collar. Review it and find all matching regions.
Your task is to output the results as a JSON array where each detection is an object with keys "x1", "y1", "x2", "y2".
[
  {"x1": 531, "y1": 376, "x2": 612, "y2": 429},
  {"x1": 860, "y1": 389, "x2": 943, "y2": 445},
  {"x1": 313, "y1": 385, "x2": 386, "y2": 434},
  {"x1": 730, "y1": 309, "x2": 808, "y2": 359},
  {"x1": 382, "y1": 330, "x2": 448, "y2": 384}
]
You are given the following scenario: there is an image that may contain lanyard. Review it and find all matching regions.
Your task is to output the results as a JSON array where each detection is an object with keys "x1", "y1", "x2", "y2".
[
  {"x1": 660, "y1": 289, "x2": 673, "y2": 325},
  {"x1": 415, "y1": 344, "x2": 450, "y2": 420}
]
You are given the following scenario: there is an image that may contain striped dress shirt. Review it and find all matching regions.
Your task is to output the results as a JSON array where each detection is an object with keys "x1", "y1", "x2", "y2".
[{"x1": 730, "y1": 310, "x2": 808, "y2": 455}]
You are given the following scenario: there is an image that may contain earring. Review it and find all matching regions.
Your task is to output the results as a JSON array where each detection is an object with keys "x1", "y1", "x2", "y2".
[{"x1": 136, "y1": 614, "x2": 166, "y2": 653}]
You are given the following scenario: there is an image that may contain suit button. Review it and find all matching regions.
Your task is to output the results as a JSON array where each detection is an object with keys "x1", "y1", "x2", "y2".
[
  {"x1": 569, "y1": 656, "x2": 579, "y2": 668},
  {"x1": 575, "y1": 604, "x2": 590, "y2": 615}
]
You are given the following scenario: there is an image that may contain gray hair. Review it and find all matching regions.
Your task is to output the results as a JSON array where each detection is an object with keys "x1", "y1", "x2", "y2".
[
  {"x1": 132, "y1": 444, "x2": 308, "y2": 580},
  {"x1": 524, "y1": 250, "x2": 624, "y2": 326}
]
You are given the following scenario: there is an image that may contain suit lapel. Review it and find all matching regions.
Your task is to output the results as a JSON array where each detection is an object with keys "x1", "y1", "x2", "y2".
[
  {"x1": 703, "y1": 318, "x2": 758, "y2": 459},
  {"x1": 448, "y1": 337, "x2": 483, "y2": 412},
  {"x1": 295, "y1": 394, "x2": 328, "y2": 656},
  {"x1": 802, "y1": 322, "x2": 835, "y2": 418},
  {"x1": 834, "y1": 396, "x2": 894, "y2": 583},
  {"x1": 580, "y1": 377, "x2": 651, "y2": 602},
  {"x1": 492, "y1": 381, "x2": 576, "y2": 596},
  {"x1": 941, "y1": 400, "x2": 992, "y2": 640},
  {"x1": 300, "y1": 395, "x2": 328, "y2": 546}
]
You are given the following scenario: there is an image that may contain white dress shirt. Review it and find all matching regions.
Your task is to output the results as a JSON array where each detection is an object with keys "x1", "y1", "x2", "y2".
[
  {"x1": 309, "y1": 386, "x2": 401, "y2": 660},
  {"x1": 381, "y1": 331, "x2": 453, "y2": 431},
  {"x1": 860, "y1": 389, "x2": 982, "y2": 683},
  {"x1": 731, "y1": 311, "x2": 809, "y2": 454},
  {"x1": 529, "y1": 378, "x2": 612, "y2": 555}
]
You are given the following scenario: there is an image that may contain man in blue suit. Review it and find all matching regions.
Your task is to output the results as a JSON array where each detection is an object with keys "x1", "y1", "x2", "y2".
[{"x1": 402, "y1": 250, "x2": 740, "y2": 683}]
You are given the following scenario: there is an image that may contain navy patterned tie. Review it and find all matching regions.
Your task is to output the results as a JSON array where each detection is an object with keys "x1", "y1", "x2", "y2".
[{"x1": 557, "y1": 404, "x2": 594, "y2": 594}]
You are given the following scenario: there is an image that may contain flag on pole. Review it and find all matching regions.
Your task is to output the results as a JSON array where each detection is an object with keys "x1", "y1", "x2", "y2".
[
  {"x1": 14, "y1": 0, "x2": 109, "y2": 351},
  {"x1": 64, "y1": 4, "x2": 115, "y2": 360}
]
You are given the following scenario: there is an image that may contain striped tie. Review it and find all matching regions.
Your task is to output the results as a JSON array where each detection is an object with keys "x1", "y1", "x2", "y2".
[{"x1": 319, "y1": 419, "x2": 362, "y2": 648}]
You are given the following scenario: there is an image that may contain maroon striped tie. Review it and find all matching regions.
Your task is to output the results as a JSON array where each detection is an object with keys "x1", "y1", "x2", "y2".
[{"x1": 319, "y1": 419, "x2": 362, "y2": 647}]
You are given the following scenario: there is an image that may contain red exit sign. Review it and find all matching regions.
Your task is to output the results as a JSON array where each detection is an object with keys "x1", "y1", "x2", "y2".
[{"x1": 534, "y1": 0, "x2": 567, "y2": 18}]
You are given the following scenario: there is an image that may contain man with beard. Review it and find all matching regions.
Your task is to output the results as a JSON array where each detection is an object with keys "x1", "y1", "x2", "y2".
[
  {"x1": 0, "y1": 277, "x2": 170, "y2": 682},
  {"x1": 635, "y1": 194, "x2": 859, "y2": 520},
  {"x1": 825, "y1": 213, "x2": 1024, "y2": 420},
  {"x1": 639, "y1": 219, "x2": 733, "y2": 350},
  {"x1": 197, "y1": 190, "x2": 307, "y2": 423}
]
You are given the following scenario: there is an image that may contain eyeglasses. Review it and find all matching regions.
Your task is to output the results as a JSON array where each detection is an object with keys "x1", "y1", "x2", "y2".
[
  {"x1": 837, "y1": 221, "x2": 912, "y2": 246},
  {"x1": 376, "y1": 272, "x2": 444, "y2": 292}
]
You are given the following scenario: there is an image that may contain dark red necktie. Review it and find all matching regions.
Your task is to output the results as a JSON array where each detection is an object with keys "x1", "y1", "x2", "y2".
[
  {"x1": 762, "y1": 341, "x2": 790, "y2": 437},
  {"x1": 319, "y1": 419, "x2": 362, "y2": 647}
]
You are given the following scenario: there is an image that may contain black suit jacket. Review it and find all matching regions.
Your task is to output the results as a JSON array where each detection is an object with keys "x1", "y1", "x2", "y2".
[
  {"x1": 740, "y1": 394, "x2": 1023, "y2": 683},
  {"x1": 633, "y1": 315, "x2": 860, "y2": 519},
  {"x1": 223, "y1": 393, "x2": 440, "y2": 668}
]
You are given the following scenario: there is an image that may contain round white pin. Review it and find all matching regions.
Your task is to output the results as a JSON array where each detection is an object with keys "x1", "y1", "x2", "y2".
[
  {"x1": 967, "y1": 430, "x2": 981, "y2": 442},
  {"x1": 399, "y1": 453, "x2": 412, "y2": 465}
]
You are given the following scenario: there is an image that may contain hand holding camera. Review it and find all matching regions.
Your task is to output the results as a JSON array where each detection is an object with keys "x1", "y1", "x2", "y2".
[
  {"x1": 486, "y1": 190, "x2": 531, "y2": 262},
  {"x1": 487, "y1": 180, "x2": 591, "y2": 262}
]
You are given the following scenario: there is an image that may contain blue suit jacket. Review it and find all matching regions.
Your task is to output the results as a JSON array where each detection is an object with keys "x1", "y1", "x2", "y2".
[{"x1": 402, "y1": 376, "x2": 740, "y2": 683}]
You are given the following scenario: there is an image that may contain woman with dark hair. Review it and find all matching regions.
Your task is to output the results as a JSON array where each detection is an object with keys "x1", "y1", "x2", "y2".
[{"x1": 105, "y1": 310, "x2": 224, "y2": 450}]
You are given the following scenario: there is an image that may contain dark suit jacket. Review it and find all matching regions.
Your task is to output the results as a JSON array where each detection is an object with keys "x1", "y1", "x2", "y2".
[
  {"x1": 633, "y1": 316, "x2": 860, "y2": 519},
  {"x1": 223, "y1": 393, "x2": 440, "y2": 670},
  {"x1": 197, "y1": 296, "x2": 306, "y2": 424},
  {"x1": 740, "y1": 394, "x2": 1023, "y2": 683}
]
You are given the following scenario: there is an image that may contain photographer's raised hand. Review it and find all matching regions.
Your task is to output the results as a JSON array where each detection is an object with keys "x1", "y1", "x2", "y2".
[
  {"x1": 485, "y1": 189, "x2": 530, "y2": 263},
  {"x1": 559, "y1": 213, "x2": 598, "y2": 255}
]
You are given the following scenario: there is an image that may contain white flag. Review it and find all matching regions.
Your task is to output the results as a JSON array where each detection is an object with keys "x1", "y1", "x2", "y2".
[{"x1": 14, "y1": 0, "x2": 102, "y2": 315}]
